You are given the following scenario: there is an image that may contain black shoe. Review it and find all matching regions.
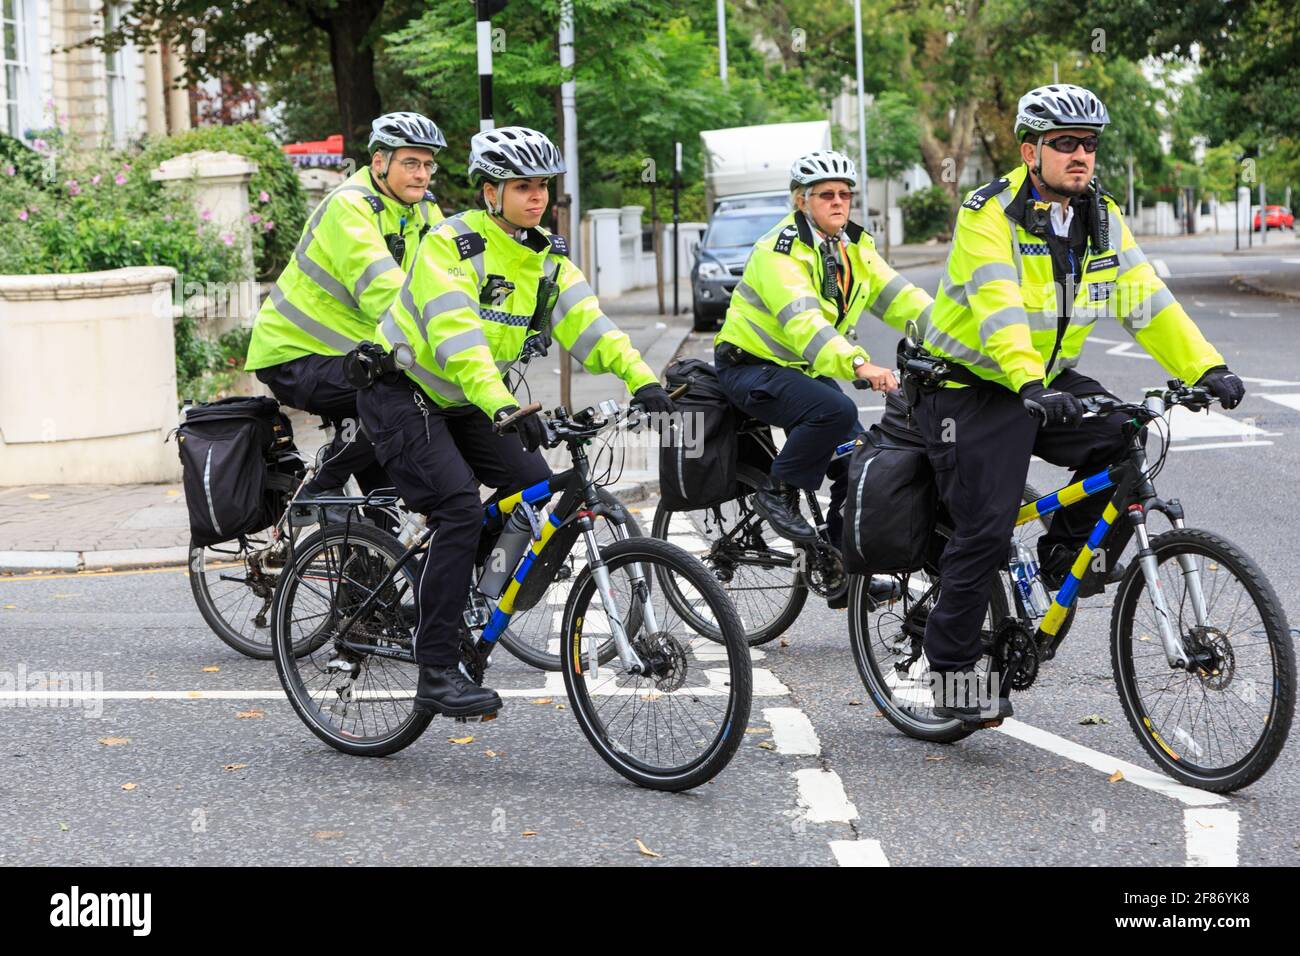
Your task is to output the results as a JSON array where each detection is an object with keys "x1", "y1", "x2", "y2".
[
  {"x1": 1038, "y1": 542, "x2": 1125, "y2": 599},
  {"x1": 414, "y1": 665, "x2": 502, "y2": 718},
  {"x1": 752, "y1": 477, "x2": 817, "y2": 542},
  {"x1": 867, "y1": 575, "x2": 902, "y2": 608},
  {"x1": 930, "y1": 668, "x2": 1014, "y2": 726}
]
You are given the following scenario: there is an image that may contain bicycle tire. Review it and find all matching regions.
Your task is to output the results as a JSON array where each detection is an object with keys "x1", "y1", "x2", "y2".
[
  {"x1": 188, "y1": 471, "x2": 299, "y2": 660},
  {"x1": 652, "y1": 464, "x2": 808, "y2": 646},
  {"x1": 560, "y1": 537, "x2": 752, "y2": 791},
  {"x1": 271, "y1": 520, "x2": 432, "y2": 757},
  {"x1": 1111, "y1": 528, "x2": 1295, "y2": 792}
]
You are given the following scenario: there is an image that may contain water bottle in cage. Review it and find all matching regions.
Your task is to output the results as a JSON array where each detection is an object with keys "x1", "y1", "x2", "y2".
[{"x1": 1008, "y1": 540, "x2": 1051, "y2": 618}]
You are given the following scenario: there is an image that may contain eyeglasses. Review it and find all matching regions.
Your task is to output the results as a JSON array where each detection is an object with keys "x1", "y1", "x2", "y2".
[
  {"x1": 1043, "y1": 134, "x2": 1099, "y2": 154},
  {"x1": 813, "y1": 190, "x2": 854, "y2": 202},
  {"x1": 397, "y1": 158, "x2": 439, "y2": 174}
]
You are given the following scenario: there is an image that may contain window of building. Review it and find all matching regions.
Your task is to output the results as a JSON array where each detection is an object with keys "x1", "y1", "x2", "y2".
[
  {"x1": 105, "y1": 3, "x2": 129, "y2": 145},
  {"x1": 1, "y1": 0, "x2": 31, "y2": 138}
]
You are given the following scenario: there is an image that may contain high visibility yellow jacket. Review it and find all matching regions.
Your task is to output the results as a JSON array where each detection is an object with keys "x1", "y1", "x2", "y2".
[
  {"x1": 376, "y1": 209, "x2": 658, "y2": 419},
  {"x1": 714, "y1": 210, "x2": 932, "y2": 378},
  {"x1": 924, "y1": 164, "x2": 1224, "y2": 392},
  {"x1": 245, "y1": 168, "x2": 442, "y2": 370}
]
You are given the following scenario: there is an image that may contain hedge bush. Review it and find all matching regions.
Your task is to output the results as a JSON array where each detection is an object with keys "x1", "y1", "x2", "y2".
[{"x1": 899, "y1": 185, "x2": 957, "y2": 243}]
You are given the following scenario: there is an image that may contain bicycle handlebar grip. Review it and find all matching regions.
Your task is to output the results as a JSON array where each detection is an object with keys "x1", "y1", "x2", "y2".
[
  {"x1": 852, "y1": 379, "x2": 871, "y2": 390},
  {"x1": 494, "y1": 401, "x2": 544, "y2": 433},
  {"x1": 1022, "y1": 397, "x2": 1048, "y2": 424}
]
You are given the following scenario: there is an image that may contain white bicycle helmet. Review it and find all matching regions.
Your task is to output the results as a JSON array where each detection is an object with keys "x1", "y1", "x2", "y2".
[
  {"x1": 789, "y1": 149, "x2": 858, "y2": 189},
  {"x1": 368, "y1": 112, "x2": 446, "y2": 153},
  {"x1": 1015, "y1": 85, "x2": 1110, "y2": 140},
  {"x1": 468, "y1": 127, "x2": 566, "y2": 185}
]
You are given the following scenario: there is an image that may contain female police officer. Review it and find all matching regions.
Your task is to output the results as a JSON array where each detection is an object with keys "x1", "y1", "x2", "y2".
[
  {"x1": 357, "y1": 127, "x2": 674, "y2": 719},
  {"x1": 713, "y1": 149, "x2": 933, "y2": 550}
]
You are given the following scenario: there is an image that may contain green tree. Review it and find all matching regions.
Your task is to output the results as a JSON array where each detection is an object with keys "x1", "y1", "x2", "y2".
[{"x1": 865, "y1": 91, "x2": 920, "y2": 253}]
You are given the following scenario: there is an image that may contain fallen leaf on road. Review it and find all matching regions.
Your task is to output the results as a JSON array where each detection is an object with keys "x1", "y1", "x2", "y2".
[
  {"x1": 757, "y1": 741, "x2": 776, "y2": 751},
  {"x1": 448, "y1": 736, "x2": 474, "y2": 745},
  {"x1": 779, "y1": 639, "x2": 790, "y2": 648},
  {"x1": 744, "y1": 727, "x2": 769, "y2": 734},
  {"x1": 848, "y1": 700, "x2": 862, "y2": 706},
  {"x1": 640, "y1": 691, "x2": 663, "y2": 701},
  {"x1": 3, "y1": 605, "x2": 15, "y2": 610},
  {"x1": 97, "y1": 736, "x2": 130, "y2": 746},
  {"x1": 530, "y1": 697, "x2": 553, "y2": 705},
  {"x1": 313, "y1": 831, "x2": 344, "y2": 840},
  {"x1": 202, "y1": 666, "x2": 220, "y2": 673},
  {"x1": 27, "y1": 493, "x2": 50, "y2": 500},
  {"x1": 57, "y1": 822, "x2": 69, "y2": 832},
  {"x1": 1108, "y1": 770, "x2": 1124, "y2": 783},
  {"x1": 166, "y1": 489, "x2": 180, "y2": 496},
  {"x1": 522, "y1": 830, "x2": 538, "y2": 837},
  {"x1": 1078, "y1": 714, "x2": 1109, "y2": 726},
  {"x1": 121, "y1": 783, "x2": 137, "y2": 791},
  {"x1": 873, "y1": 711, "x2": 883, "y2": 718},
  {"x1": 484, "y1": 750, "x2": 499, "y2": 758},
  {"x1": 924, "y1": 755, "x2": 946, "y2": 762},
  {"x1": 222, "y1": 763, "x2": 247, "y2": 772},
  {"x1": 1196, "y1": 820, "x2": 1214, "y2": 829},
  {"x1": 554, "y1": 703, "x2": 566, "y2": 710},
  {"x1": 236, "y1": 709, "x2": 265, "y2": 719},
  {"x1": 635, "y1": 838, "x2": 662, "y2": 858}
]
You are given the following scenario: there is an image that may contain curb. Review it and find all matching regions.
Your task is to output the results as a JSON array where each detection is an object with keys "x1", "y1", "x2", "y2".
[
  {"x1": 1, "y1": 546, "x2": 191, "y2": 574},
  {"x1": 1232, "y1": 275, "x2": 1300, "y2": 305}
]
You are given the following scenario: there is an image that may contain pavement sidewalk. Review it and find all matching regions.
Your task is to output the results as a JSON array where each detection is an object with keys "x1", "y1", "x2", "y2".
[{"x1": 0, "y1": 280, "x2": 694, "y2": 573}]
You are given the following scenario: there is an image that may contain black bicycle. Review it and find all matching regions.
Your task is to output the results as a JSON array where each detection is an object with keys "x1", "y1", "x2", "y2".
[
  {"x1": 849, "y1": 379, "x2": 1295, "y2": 793},
  {"x1": 268, "y1": 395, "x2": 752, "y2": 792}
]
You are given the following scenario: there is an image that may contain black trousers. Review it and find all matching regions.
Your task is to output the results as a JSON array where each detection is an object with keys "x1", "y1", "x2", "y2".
[
  {"x1": 356, "y1": 378, "x2": 551, "y2": 667},
  {"x1": 716, "y1": 362, "x2": 864, "y2": 544},
  {"x1": 255, "y1": 354, "x2": 389, "y2": 496},
  {"x1": 909, "y1": 369, "x2": 1132, "y2": 672}
]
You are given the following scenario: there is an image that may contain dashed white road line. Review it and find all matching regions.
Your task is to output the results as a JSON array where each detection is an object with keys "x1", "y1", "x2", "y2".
[
  {"x1": 763, "y1": 706, "x2": 821, "y2": 755},
  {"x1": 1184, "y1": 808, "x2": 1240, "y2": 867},
  {"x1": 1260, "y1": 393, "x2": 1300, "y2": 413},
  {"x1": 829, "y1": 839, "x2": 891, "y2": 867},
  {"x1": 794, "y1": 768, "x2": 858, "y2": 823}
]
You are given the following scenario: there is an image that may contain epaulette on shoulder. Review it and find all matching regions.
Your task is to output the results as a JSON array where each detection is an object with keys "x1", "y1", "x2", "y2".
[
  {"x1": 546, "y1": 233, "x2": 569, "y2": 257},
  {"x1": 452, "y1": 231, "x2": 486, "y2": 261},
  {"x1": 363, "y1": 193, "x2": 385, "y2": 215},
  {"x1": 960, "y1": 177, "x2": 1011, "y2": 212},
  {"x1": 773, "y1": 223, "x2": 799, "y2": 255},
  {"x1": 423, "y1": 189, "x2": 437, "y2": 203}
]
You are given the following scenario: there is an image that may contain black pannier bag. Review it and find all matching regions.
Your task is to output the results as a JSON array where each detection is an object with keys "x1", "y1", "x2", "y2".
[
  {"x1": 175, "y1": 396, "x2": 296, "y2": 547},
  {"x1": 841, "y1": 391, "x2": 937, "y2": 574},
  {"x1": 659, "y1": 359, "x2": 740, "y2": 510}
]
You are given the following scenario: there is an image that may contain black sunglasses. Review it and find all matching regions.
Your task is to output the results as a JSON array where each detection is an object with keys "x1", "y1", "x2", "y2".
[{"x1": 1043, "y1": 134, "x2": 1099, "y2": 154}]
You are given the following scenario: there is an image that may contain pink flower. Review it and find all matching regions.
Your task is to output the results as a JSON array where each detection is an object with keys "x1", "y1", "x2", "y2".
[
  {"x1": 200, "y1": 209, "x2": 212, "y2": 221},
  {"x1": 3, "y1": 164, "x2": 13, "y2": 176},
  {"x1": 163, "y1": 214, "x2": 173, "y2": 223},
  {"x1": 258, "y1": 190, "x2": 270, "y2": 203},
  {"x1": 221, "y1": 233, "x2": 235, "y2": 246},
  {"x1": 121, "y1": 162, "x2": 131, "y2": 171},
  {"x1": 18, "y1": 209, "x2": 28, "y2": 221},
  {"x1": 113, "y1": 172, "x2": 127, "y2": 185},
  {"x1": 91, "y1": 174, "x2": 101, "y2": 185},
  {"x1": 33, "y1": 138, "x2": 48, "y2": 153},
  {"x1": 263, "y1": 220, "x2": 275, "y2": 231},
  {"x1": 65, "y1": 179, "x2": 81, "y2": 196},
  {"x1": 248, "y1": 212, "x2": 261, "y2": 223}
]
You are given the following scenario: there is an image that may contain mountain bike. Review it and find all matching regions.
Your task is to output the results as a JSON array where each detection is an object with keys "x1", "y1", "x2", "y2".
[
  {"x1": 850, "y1": 380, "x2": 1295, "y2": 793},
  {"x1": 268, "y1": 396, "x2": 752, "y2": 792}
]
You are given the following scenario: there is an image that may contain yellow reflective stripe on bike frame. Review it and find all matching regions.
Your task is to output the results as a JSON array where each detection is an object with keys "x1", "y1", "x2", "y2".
[
  {"x1": 1014, "y1": 476, "x2": 1095, "y2": 527},
  {"x1": 495, "y1": 518, "x2": 559, "y2": 615},
  {"x1": 1035, "y1": 501, "x2": 1120, "y2": 638}
]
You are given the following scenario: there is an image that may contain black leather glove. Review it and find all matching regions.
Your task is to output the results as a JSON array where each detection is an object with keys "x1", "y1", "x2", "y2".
[
  {"x1": 1195, "y1": 366, "x2": 1245, "y2": 410},
  {"x1": 1019, "y1": 380, "x2": 1084, "y2": 428},
  {"x1": 494, "y1": 405, "x2": 548, "y2": 453},
  {"x1": 630, "y1": 382, "x2": 676, "y2": 416}
]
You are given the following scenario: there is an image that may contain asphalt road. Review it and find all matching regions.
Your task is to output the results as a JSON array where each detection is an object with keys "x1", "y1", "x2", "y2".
[{"x1": 1, "y1": 239, "x2": 1297, "y2": 866}]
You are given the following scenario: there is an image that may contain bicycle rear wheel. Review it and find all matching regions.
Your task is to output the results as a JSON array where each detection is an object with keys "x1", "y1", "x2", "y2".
[
  {"x1": 271, "y1": 521, "x2": 432, "y2": 757},
  {"x1": 1111, "y1": 528, "x2": 1295, "y2": 792},
  {"x1": 651, "y1": 465, "x2": 807, "y2": 646},
  {"x1": 560, "y1": 537, "x2": 752, "y2": 791},
  {"x1": 189, "y1": 471, "x2": 298, "y2": 660}
]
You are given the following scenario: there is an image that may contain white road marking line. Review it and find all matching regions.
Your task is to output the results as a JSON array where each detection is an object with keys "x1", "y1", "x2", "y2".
[
  {"x1": 1184, "y1": 808, "x2": 1240, "y2": 867},
  {"x1": 1260, "y1": 393, "x2": 1300, "y2": 413},
  {"x1": 995, "y1": 719, "x2": 1226, "y2": 807},
  {"x1": 1228, "y1": 311, "x2": 1279, "y2": 318},
  {"x1": 751, "y1": 668, "x2": 791, "y2": 696},
  {"x1": 794, "y1": 769, "x2": 858, "y2": 823},
  {"x1": 763, "y1": 706, "x2": 821, "y2": 755},
  {"x1": 829, "y1": 839, "x2": 890, "y2": 867},
  {"x1": 1152, "y1": 258, "x2": 1171, "y2": 277},
  {"x1": 1169, "y1": 440, "x2": 1273, "y2": 453},
  {"x1": 1242, "y1": 376, "x2": 1300, "y2": 387},
  {"x1": 1164, "y1": 406, "x2": 1276, "y2": 441}
]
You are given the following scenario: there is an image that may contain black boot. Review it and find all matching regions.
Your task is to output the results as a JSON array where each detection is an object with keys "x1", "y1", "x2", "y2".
[
  {"x1": 1038, "y1": 541, "x2": 1125, "y2": 599},
  {"x1": 752, "y1": 476, "x2": 816, "y2": 542},
  {"x1": 930, "y1": 667, "x2": 1013, "y2": 726},
  {"x1": 414, "y1": 665, "x2": 502, "y2": 718}
]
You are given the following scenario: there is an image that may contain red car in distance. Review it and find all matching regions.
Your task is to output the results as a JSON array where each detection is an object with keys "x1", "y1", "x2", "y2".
[{"x1": 1253, "y1": 205, "x2": 1295, "y2": 230}]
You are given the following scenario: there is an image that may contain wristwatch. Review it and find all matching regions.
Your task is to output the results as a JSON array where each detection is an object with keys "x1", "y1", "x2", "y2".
[{"x1": 852, "y1": 355, "x2": 867, "y2": 371}]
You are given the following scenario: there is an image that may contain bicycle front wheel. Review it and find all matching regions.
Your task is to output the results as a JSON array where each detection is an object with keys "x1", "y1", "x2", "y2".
[
  {"x1": 271, "y1": 521, "x2": 432, "y2": 757},
  {"x1": 1111, "y1": 528, "x2": 1295, "y2": 792},
  {"x1": 560, "y1": 537, "x2": 752, "y2": 791}
]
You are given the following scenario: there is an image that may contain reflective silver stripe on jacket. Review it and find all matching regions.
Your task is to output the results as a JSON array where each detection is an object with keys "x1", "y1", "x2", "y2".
[
  {"x1": 268, "y1": 285, "x2": 361, "y2": 354},
  {"x1": 440, "y1": 213, "x2": 486, "y2": 283},
  {"x1": 353, "y1": 254, "x2": 401, "y2": 301},
  {"x1": 570, "y1": 314, "x2": 618, "y2": 364},
  {"x1": 434, "y1": 328, "x2": 490, "y2": 369},
  {"x1": 1120, "y1": 286, "x2": 1176, "y2": 333},
  {"x1": 939, "y1": 261, "x2": 1019, "y2": 309},
  {"x1": 417, "y1": 290, "x2": 480, "y2": 335},
  {"x1": 743, "y1": 316, "x2": 804, "y2": 365},
  {"x1": 291, "y1": 183, "x2": 382, "y2": 310},
  {"x1": 870, "y1": 273, "x2": 910, "y2": 318},
  {"x1": 923, "y1": 326, "x2": 1000, "y2": 372},
  {"x1": 381, "y1": 308, "x2": 470, "y2": 403},
  {"x1": 775, "y1": 296, "x2": 821, "y2": 326},
  {"x1": 552, "y1": 279, "x2": 595, "y2": 319},
  {"x1": 801, "y1": 323, "x2": 843, "y2": 366},
  {"x1": 732, "y1": 280, "x2": 765, "y2": 311}
]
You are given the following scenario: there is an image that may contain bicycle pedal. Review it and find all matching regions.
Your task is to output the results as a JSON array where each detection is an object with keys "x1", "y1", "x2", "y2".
[{"x1": 454, "y1": 712, "x2": 499, "y2": 724}]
